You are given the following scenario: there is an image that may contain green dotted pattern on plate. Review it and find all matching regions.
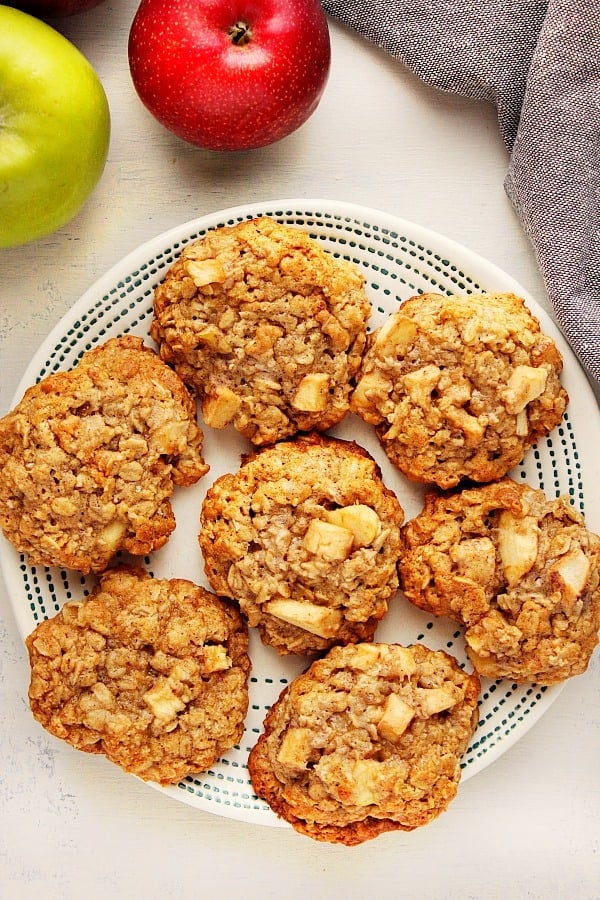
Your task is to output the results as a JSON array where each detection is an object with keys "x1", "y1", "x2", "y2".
[{"x1": 15, "y1": 205, "x2": 582, "y2": 823}]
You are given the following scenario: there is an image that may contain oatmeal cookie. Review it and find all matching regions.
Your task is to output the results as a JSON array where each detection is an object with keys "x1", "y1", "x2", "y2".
[
  {"x1": 350, "y1": 292, "x2": 568, "y2": 488},
  {"x1": 398, "y1": 479, "x2": 600, "y2": 684},
  {"x1": 248, "y1": 642, "x2": 480, "y2": 844},
  {"x1": 150, "y1": 217, "x2": 370, "y2": 445},
  {"x1": 199, "y1": 434, "x2": 404, "y2": 655},
  {"x1": 26, "y1": 566, "x2": 250, "y2": 784},
  {"x1": 0, "y1": 336, "x2": 209, "y2": 574}
]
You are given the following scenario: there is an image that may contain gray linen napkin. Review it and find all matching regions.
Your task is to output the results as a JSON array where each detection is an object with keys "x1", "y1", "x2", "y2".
[{"x1": 323, "y1": 0, "x2": 600, "y2": 390}]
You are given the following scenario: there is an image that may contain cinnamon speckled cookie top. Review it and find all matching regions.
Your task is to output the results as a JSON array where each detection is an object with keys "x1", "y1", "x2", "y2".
[
  {"x1": 26, "y1": 567, "x2": 250, "y2": 785},
  {"x1": 351, "y1": 292, "x2": 568, "y2": 488},
  {"x1": 248, "y1": 641, "x2": 480, "y2": 844},
  {"x1": 150, "y1": 217, "x2": 371, "y2": 445},
  {"x1": 398, "y1": 478, "x2": 600, "y2": 684},
  {"x1": 0, "y1": 336, "x2": 208, "y2": 574},
  {"x1": 200, "y1": 433, "x2": 404, "y2": 655}
]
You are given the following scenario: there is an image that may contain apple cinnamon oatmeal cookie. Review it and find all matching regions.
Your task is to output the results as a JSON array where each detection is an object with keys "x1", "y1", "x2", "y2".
[
  {"x1": 0, "y1": 335, "x2": 208, "y2": 574},
  {"x1": 199, "y1": 434, "x2": 404, "y2": 655},
  {"x1": 398, "y1": 479, "x2": 600, "y2": 684},
  {"x1": 248, "y1": 642, "x2": 481, "y2": 844},
  {"x1": 26, "y1": 567, "x2": 251, "y2": 785},
  {"x1": 350, "y1": 292, "x2": 568, "y2": 488},
  {"x1": 150, "y1": 217, "x2": 371, "y2": 445}
]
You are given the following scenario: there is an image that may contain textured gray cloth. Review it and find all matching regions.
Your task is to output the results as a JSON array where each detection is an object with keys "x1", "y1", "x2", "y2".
[{"x1": 323, "y1": 0, "x2": 600, "y2": 388}]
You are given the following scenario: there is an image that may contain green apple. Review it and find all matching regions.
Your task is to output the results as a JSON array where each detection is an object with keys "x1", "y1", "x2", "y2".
[{"x1": 0, "y1": 6, "x2": 110, "y2": 249}]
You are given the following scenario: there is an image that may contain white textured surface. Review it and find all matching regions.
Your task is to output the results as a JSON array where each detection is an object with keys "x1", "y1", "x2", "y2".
[{"x1": 0, "y1": 4, "x2": 598, "y2": 897}]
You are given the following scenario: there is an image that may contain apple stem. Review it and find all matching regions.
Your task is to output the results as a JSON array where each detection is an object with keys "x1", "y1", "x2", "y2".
[{"x1": 228, "y1": 21, "x2": 252, "y2": 46}]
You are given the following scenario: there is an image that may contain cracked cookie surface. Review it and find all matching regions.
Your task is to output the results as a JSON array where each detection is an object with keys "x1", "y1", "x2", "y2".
[
  {"x1": 350, "y1": 292, "x2": 568, "y2": 488},
  {"x1": 26, "y1": 567, "x2": 250, "y2": 784},
  {"x1": 248, "y1": 642, "x2": 480, "y2": 844},
  {"x1": 398, "y1": 478, "x2": 600, "y2": 683},
  {"x1": 150, "y1": 217, "x2": 371, "y2": 446},
  {"x1": 0, "y1": 335, "x2": 208, "y2": 574},
  {"x1": 200, "y1": 434, "x2": 405, "y2": 655}
]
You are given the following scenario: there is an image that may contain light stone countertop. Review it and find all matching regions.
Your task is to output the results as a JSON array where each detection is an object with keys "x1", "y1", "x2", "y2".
[{"x1": 1, "y1": 4, "x2": 598, "y2": 898}]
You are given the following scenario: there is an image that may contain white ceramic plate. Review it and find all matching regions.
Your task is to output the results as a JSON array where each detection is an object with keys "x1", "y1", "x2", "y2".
[{"x1": 3, "y1": 199, "x2": 599, "y2": 827}]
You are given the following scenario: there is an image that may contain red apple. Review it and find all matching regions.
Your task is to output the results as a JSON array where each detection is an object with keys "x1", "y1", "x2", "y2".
[
  {"x1": 7, "y1": 0, "x2": 107, "y2": 16},
  {"x1": 128, "y1": 0, "x2": 331, "y2": 151}
]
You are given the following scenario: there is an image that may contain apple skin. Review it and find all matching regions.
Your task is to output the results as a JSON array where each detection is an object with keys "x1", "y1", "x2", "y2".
[
  {"x1": 128, "y1": 0, "x2": 331, "y2": 151},
  {"x1": 6, "y1": 0, "x2": 106, "y2": 17},
  {"x1": 0, "y1": 6, "x2": 110, "y2": 249}
]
